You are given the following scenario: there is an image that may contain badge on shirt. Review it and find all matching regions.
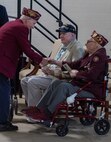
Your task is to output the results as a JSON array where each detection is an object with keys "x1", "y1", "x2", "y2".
[{"x1": 93, "y1": 56, "x2": 99, "y2": 62}]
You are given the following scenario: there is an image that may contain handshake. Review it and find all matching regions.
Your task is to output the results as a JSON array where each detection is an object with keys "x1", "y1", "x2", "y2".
[
  {"x1": 40, "y1": 57, "x2": 62, "y2": 68},
  {"x1": 40, "y1": 57, "x2": 56, "y2": 67}
]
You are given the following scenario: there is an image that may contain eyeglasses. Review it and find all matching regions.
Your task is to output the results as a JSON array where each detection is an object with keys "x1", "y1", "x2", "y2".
[{"x1": 87, "y1": 40, "x2": 96, "y2": 44}]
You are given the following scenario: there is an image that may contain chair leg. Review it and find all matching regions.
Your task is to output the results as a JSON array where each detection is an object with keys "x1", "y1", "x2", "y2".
[{"x1": 18, "y1": 85, "x2": 23, "y2": 98}]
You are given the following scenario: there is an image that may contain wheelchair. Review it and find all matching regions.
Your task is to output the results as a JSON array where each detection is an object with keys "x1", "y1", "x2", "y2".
[
  {"x1": 34, "y1": 59, "x2": 111, "y2": 137},
  {"x1": 53, "y1": 98, "x2": 110, "y2": 136}
]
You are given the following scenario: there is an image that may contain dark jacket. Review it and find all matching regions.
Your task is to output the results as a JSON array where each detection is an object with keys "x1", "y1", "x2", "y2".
[
  {"x1": 62, "y1": 48, "x2": 107, "y2": 100},
  {"x1": 0, "y1": 5, "x2": 9, "y2": 27},
  {"x1": 0, "y1": 19, "x2": 42, "y2": 78}
]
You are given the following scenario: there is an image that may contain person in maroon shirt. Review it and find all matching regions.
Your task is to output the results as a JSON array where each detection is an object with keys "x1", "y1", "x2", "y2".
[
  {"x1": 26, "y1": 31, "x2": 109, "y2": 122},
  {"x1": 0, "y1": 7, "x2": 47, "y2": 131}
]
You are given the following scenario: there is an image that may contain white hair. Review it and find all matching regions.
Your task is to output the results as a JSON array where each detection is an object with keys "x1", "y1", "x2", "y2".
[{"x1": 20, "y1": 15, "x2": 32, "y2": 20}]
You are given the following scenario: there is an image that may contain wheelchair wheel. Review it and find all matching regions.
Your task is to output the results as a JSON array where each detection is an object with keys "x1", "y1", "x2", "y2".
[
  {"x1": 56, "y1": 124, "x2": 69, "y2": 137},
  {"x1": 94, "y1": 119, "x2": 110, "y2": 135},
  {"x1": 80, "y1": 117, "x2": 95, "y2": 126}
]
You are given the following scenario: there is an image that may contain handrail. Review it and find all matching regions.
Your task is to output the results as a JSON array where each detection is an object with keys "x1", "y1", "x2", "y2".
[
  {"x1": 29, "y1": 0, "x2": 33, "y2": 43},
  {"x1": 58, "y1": 0, "x2": 63, "y2": 37},
  {"x1": 34, "y1": 26, "x2": 55, "y2": 43},
  {"x1": 31, "y1": 44, "x2": 46, "y2": 57},
  {"x1": 17, "y1": 0, "x2": 21, "y2": 18},
  {"x1": 33, "y1": 0, "x2": 59, "y2": 21},
  {"x1": 16, "y1": 0, "x2": 78, "y2": 41},
  {"x1": 8, "y1": 16, "x2": 17, "y2": 19},
  {"x1": 13, "y1": 0, "x2": 79, "y2": 55},
  {"x1": 33, "y1": 0, "x2": 78, "y2": 39},
  {"x1": 45, "y1": 0, "x2": 78, "y2": 38},
  {"x1": 37, "y1": 22, "x2": 58, "y2": 40},
  {"x1": 32, "y1": 0, "x2": 58, "y2": 42},
  {"x1": 15, "y1": 0, "x2": 78, "y2": 40},
  {"x1": 58, "y1": 0, "x2": 63, "y2": 27},
  {"x1": 45, "y1": 0, "x2": 77, "y2": 26}
]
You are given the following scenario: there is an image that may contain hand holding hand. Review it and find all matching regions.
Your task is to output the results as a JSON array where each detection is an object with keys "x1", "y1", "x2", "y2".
[
  {"x1": 48, "y1": 58, "x2": 62, "y2": 67},
  {"x1": 47, "y1": 58, "x2": 56, "y2": 64},
  {"x1": 41, "y1": 66, "x2": 54, "y2": 76}
]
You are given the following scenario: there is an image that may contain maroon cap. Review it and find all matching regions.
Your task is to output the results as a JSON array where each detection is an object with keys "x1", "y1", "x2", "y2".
[
  {"x1": 91, "y1": 31, "x2": 108, "y2": 47},
  {"x1": 22, "y1": 7, "x2": 41, "y2": 21}
]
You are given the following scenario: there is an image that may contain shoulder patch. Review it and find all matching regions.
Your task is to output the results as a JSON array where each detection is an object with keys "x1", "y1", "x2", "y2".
[{"x1": 93, "y1": 56, "x2": 99, "y2": 62}]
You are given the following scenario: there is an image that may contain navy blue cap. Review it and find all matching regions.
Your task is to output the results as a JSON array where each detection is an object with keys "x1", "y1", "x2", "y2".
[{"x1": 56, "y1": 24, "x2": 76, "y2": 33}]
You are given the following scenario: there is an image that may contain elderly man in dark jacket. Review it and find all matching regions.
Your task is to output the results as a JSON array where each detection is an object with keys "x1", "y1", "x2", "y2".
[
  {"x1": 26, "y1": 31, "x2": 108, "y2": 122},
  {"x1": 0, "y1": 7, "x2": 47, "y2": 131}
]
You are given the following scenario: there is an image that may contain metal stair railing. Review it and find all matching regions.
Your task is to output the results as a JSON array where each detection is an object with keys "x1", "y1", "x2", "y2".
[
  {"x1": 45, "y1": 0, "x2": 78, "y2": 39},
  {"x1": 9, "y1": 0, "x2": 78, "y2": 56},
  {"x1": 33, "y1": 0, "x2": 78, "y2": 39}
]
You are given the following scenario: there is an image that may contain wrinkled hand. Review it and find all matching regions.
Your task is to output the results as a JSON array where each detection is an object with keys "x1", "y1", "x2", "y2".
[
  {"x1": 47, "y1": 58, "x2": 56, "y2": 64},
  {"x1": 69, "y1": 69, "x2": 78, "y2": 78},
  {"x1": 41, "y1": 66, "x2": 54, "y2": 76},
  {"x1": 48, "y1": 58, "x2": 62, "y2": 67},
  {"x1": 40, "y1": 58, "x2": 49, "y2": 67}
]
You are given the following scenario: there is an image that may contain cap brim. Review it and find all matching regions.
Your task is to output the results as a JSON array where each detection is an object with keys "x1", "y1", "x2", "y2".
[{"x1": 56, "y1": 29, "x2": 67, "y2": 32}]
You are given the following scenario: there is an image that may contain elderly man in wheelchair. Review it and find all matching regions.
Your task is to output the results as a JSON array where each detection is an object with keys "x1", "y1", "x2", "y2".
[{"x1": 25, "y1": 31, "x2": 110, "y2": 136}]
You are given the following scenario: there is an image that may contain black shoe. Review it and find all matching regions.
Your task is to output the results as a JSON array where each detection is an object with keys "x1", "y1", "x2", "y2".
[{"x1": 0, "y1": 122, "x2": 18, "y2": 132}]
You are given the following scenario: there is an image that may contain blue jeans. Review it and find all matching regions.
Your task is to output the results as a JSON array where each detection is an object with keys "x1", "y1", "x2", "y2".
[{"x1": 0, "y1": 73, "x2": 11, "y2": 124}]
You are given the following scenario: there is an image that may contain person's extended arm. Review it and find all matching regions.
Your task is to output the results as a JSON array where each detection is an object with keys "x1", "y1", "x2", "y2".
[{"x1": 48, "y1": 58, "x2": 62, "y2": 67}]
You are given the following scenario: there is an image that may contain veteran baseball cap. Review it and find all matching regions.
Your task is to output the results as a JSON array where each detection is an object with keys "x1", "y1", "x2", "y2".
[
  {"x1": 91, "y1": 31, "x2": 108, "y2": 47},
  {"x1": 56, "y1": 24, "x2": 76, "y2": 33},
  {"x1": 22, "y1": 7, "x2": 41, "y2": 21}
]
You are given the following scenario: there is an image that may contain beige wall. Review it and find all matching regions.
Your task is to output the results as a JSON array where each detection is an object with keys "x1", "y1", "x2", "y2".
[
  {"x1": 62, "y1": 0, "x2": 111, "y2": 56},
  {"x1": 1, "y1": 0, "x2": 111, "y2": 56}
]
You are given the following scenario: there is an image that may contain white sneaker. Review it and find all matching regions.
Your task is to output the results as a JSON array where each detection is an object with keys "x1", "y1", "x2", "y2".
[
  {"x1": 66, "y1": 93, "x2": 77, "y2": 104},
  {"x1": 26, "y1": 117, "x2": 39, "y2": 123}
]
